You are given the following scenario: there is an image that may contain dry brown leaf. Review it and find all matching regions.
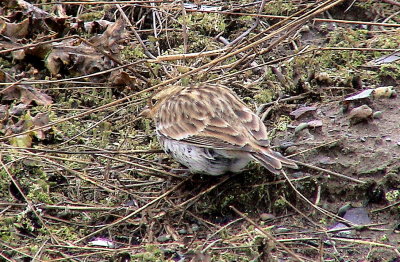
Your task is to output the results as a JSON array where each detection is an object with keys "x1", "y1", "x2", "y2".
[
  {"x1": 0, "y1": 17, "x2": 30, "y2": 39},
  {"x1": 1, "y1": 85, "x2": 53, "y2": 106}
]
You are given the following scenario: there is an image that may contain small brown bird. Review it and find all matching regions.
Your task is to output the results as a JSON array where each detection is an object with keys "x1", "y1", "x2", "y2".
[{"x1": 140, "y1": 84, "x2": 297, "y2": 176}]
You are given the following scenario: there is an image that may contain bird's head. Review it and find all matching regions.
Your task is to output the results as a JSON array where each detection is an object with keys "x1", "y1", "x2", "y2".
[{"x1": 138, "y1": 85, "x2": 184, "y2": 119}]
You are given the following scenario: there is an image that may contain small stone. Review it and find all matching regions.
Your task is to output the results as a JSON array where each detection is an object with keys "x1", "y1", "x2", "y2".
[
  {"x1": 360, "y1": 137, "x2": 366, "y2": 142},
  {"x1": 157, "y1": 234, "x2": 171, "y2": 243},
  {"x1": 294, "y1": 122, "x2": 309, "y2": 134},
  {"x1": 279, "y1": 142, "x2": 295, "y2": 149},
  {"x1": 348, "y1": 105, "x2": 373, "y2": 123},
  {"x1": 307, "y1": 119, "x2": 323, "y2": 128},
  {"x1": 275, "y1": 227, "x2": 291, "y2": 234},
  {"x1": 178, "y1": 229, "x2": 187, "y2": 235},
  {"x1": 191, "y1": 224, "x2": 200, "y2": 232},
  {"x1": 372, "y1": 111, "x2": 382, "y2": 119},
  {"x1": 260, "y1": 213, "x2": 275, "y2": 221},
  {"x1": 397, "y1": 141, "x2": 400, "y2": 146},
  {"x1": 285, "y1": 146, "x2": 298, "y2": 155}
]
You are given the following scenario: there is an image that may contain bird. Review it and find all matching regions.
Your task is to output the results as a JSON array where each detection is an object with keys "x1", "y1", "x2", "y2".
[{"x1": 139, "y1": 84, "x2": 298, "y2": 176}]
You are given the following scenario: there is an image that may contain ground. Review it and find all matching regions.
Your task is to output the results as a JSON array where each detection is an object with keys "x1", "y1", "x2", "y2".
[{"x1": 0, "y1": 0, "x2": 400, "y2": 261}]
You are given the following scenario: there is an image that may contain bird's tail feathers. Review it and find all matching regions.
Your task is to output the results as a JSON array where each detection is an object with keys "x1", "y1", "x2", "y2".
[
  {"x1": 251, "y1": 149, "x2": 298, "y2": 174},
  {"x1": 270, "y1": 150, "x2": 298, "y2": 169}
]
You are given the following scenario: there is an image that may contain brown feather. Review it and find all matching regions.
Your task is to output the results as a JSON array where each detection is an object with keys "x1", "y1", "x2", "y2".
[{"x1": 142, "y1": 84, "x2": 298, "y2": 174}]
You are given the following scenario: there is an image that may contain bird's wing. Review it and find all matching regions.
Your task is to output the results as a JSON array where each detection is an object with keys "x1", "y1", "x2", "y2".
[{"x1": 155, "y1": 85, "x2": 270, "y2": 151}]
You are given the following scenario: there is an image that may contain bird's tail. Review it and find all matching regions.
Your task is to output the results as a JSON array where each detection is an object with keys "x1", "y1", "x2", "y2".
[{"x1": 250, "y1": 149, "x2": 298, "y2": 174}]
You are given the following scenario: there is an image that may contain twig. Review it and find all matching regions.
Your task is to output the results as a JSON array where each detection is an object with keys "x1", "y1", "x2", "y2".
[
  {"x1": 292, "y1": 160, "x2": 366, "y2": 184},
  {"x1": 382, "y1": 0, "x2": 400, "y2": 7},
  {"x1": 280, "y1": 197, "x2": 323, "y2": 229},
  {"x1": 180, "y1": 0, "x2": 188, "y2": 54},
  {"x1": 178, "y1": 175, "x2": 231, "y2": 208},
  {"x1": 73, "y1": 179, "x2": 186, "y2": 243},
  {"x1": 0, "y1": 154, "x2": 60, "y2": 244},
  {"x1": 280, "y1": 169, "x2": 356, "y2": 226},
  {"x1": 230, "y1": 206, "x2": 305, "y2": 262}
]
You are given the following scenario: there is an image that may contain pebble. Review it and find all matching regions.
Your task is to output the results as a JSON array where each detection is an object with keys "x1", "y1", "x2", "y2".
[
  {"x1": 372, "y1": 111, "x2": 382, "y2": 119},
  {"x1": 275, "y1": 227, "x2": 291, "y2": 234},
  {"x1": 191, "y1": 224, "x2": 200, "y2": 232},
  {"x1": 294, "y1": 122, "x2": 309, "y2": 134},
  {"x1": 157, "y1": 234, "x2": 171, "y2": 243},
  {"x1": 178, "y1": 229, "x2": 187, "y2": 235},
  {"x1": 260, "y1": 213, "x2": 275, "y2": 221}
]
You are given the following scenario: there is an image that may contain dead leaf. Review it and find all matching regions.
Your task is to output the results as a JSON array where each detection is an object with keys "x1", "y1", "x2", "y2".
[
  {"x1": 345, "y1": 89, "x2": 373, "y2": 101},
  {"x1": 32, "y1": 112, "x2": 50, "y2": 140},
  {"x1": 1, "y1": 85, "x2": 53, "y2": 106},
  {"x1": 0, "y1": 17, "x2": 30, "y2": 39},
  {"x1": 9, "y1": 134, "x2": 33, "y2": 148},
  {"x1": 90, "y1": 19, "x2": 127, "y2": 53}
]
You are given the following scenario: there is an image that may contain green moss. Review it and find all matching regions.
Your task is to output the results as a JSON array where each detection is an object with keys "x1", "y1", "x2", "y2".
[
  {"x1": 54, "y1": 226, "x2": 79, "y2": 241},
  {"x1": 378, "y1": 64, "x2": 400, "y2": 79},
  {"x1": 385, "y1": 190, "x2": 400, "y2": 202},
  {"x1": 78, "y1": 10, "x2": 105, "y2": 21},
  {"x1": 328, "y1": 28, "x2": 368, "y2": 48},
  {"x1": 265, "y1": 0, "x2": 296, "y2": 15},
  {"x1": 121, "y1": 45, "x2": 146, "y2": 61},
  {"x1": 273, "y1": 198, "x2": 287, "y2": 211},
  {"x1": 254, "y1": 88, "x2": 274, "y2": 104},
  {"x1": 178, "y1": 13, "x2": 226, "y2": 35},
  {"x1": 130, "y1": 245, "x2": 165, "y2": 261}
]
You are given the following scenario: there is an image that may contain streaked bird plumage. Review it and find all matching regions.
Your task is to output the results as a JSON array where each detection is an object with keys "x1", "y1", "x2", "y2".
[{"x1": 140, "y1": 84, "x2": 297, "y2": 175}]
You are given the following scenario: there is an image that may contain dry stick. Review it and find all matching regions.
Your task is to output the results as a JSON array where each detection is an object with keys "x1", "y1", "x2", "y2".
[
  {"x1": 371, "y1": 200, "x2": 400, "y2": 213},
  {"x1": 0, "y1": 146, "x2": 162, "y2": 155},
  {"x1": 0, "y1": 155, "x2": 60, "y2": 245},
  {"x1": 177, "y1": 175, "x2": 232, "y2": 208},
  {"x1": 280, "y1": 196, "x2": 324, "y2": 230},
  {"x1": 257, "y1": 0, "x2": 346, "y2": 57},
  {"x1": 114, "y1": 1, "x2": 156, "y2": 59},
  {"x1": 150, "y1": 1, "x2": 162, "y2": 57},
  {"x1": 180, "y1": 0, "x2": 188, "y2": 54},
  {"x1": 0, "y1": 35, "x2": 76, "y2": 55},
  {"x1": 177, "y1": 6, "x2": 400, "y2": 28},
  {"x1": 280, "y1": 169, "x2": 356, "y2": 226},
  {"x1": 382, "y1": 0, "x2": 400, "y2": 7},
  {"x1": 210, "y1": 46, "x2": 397, "y2": 84},
  {"x1": 41, "y1": 157, "x2": 146, "y2": 199},
  {"x1": 330, "y1": 237, "x2": 396, "y2": 249},
  {"x1": 228, "y1": 0, "x2": 267, "y2": 46},
  {"x1": 292, "y1": 160, "x2": 365, "y2": 184},
  {"x1": 0, "y1": 0, "x2": 345, "y2": 142},
  {"x1": 40, "y1": 156, "x2": 143, "y2": 200},
  {"x1": 0, "y1": 60, "x2": 143, "y2": 85},
  {"x1": 0, "y1": 240, "x2": 33, "y2": 261},
  {"x1": 74, "y1": 179, "x2": 186, "y2": 244},
  {"x1": 32, "y1": 239, "x2": 48, "y2": 262},
  {"x1": 59, "y1": 104, "x2": 131, "y2": 146},
  {"x1": 0, "y1": 201, "x2": 130, "y2": 211},
  {"x1": 115, "y1": 0, "x2": 172, "y2": 78},
  {"x1": 76, "y1": 36, "x2": 149, "y2": 83},
  {"x1": 230, "y1": 206, "x2": 305, "y2": 262},
  {"x1": 97, "y1": 153, "x2": 181, "y2": 179},
  {"x1": 0, "y1": 253, "x2": 13, "y2": 262},
  {"x1": 220, "y1": 0, "x2": 343, "y2": 75}
]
